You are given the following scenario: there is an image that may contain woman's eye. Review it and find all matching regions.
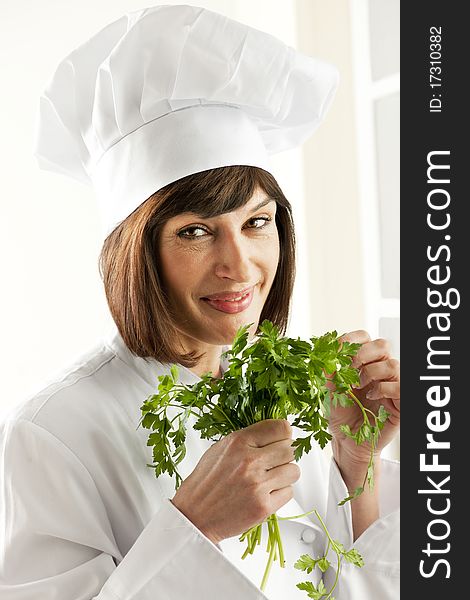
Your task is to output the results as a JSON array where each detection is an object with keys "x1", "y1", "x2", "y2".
[
  {"x1": 249, "y1": 216, "x2": 272, "y2": 229},
  {"x1": 178, "y1": 217, "x2": 272, "y2": 240},
  {"x1": 178, "y1": 225, "x2": 207, "y2": 238}
]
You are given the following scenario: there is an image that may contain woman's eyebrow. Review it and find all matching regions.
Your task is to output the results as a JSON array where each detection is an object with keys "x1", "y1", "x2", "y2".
[
  {"x1": 179, "y1": 197, "x2": 275, "y2": 222},
  {"x1": 249, "y1": 197, "x2": 275, "y2": 213}
]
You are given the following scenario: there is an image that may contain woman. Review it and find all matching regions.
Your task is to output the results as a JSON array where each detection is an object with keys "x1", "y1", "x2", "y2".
[{"x1": 0, "y1": 5, "x2": 400, "y2": 599}]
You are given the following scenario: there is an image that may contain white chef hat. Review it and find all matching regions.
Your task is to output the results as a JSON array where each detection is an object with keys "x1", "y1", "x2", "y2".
[{"x1": 34, "y1": 4, "x2": 339, "y2": 239}]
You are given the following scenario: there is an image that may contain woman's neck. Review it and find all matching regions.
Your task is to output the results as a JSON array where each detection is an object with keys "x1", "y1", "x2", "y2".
[{"x1": 188, "y1": 347, "x2": 224, "y2": 379}]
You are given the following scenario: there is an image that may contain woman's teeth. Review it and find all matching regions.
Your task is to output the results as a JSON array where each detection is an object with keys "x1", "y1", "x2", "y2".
[{"x1": 221, "y1": 292, "x2": 250, "y2": 302}]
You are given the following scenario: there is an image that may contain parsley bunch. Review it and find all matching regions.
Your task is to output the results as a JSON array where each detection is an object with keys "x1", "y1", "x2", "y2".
[{"x1": 139, "y1": 319, "x2": 389, "y2": 597}]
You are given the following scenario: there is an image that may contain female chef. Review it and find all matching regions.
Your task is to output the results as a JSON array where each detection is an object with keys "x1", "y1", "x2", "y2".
[{"x1": 0, "y1": 5, "x2": 400, "y2": 599}]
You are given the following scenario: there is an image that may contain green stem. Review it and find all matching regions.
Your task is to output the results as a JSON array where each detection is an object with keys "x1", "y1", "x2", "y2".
[
  {"x1": 272, "y1": 513, "x2": 285, "y2": 567},
  {"x1": 249, "y1": 526, "x2": 261, "y2": 554},
  {"x1": 313, "y1": 510, "x2": 334, "y2": 548},
  {"x1": 362, "y1": 432, "x2": 378, "y2": 491},
  {"x1": 211, "y1": 405, "x2": 240, "y2": 431},
  {"x1": 277, "y1": 507, "x2": 318, "y2": 521},
  {"x1": 200, "y1": 400, "x2": 239, "y2": 432},
  {"x1": 346, "y1": 389, "x2": 380, "y2": 492},
  {"x1": 313, "y1": 510, "x2": 342, "y2": 600},
  {"x1": 240, "y1": 524, "x2": 260, "y2": 558},
  {"x1": 363, "y1": 406, "x2": 378, "y2": 418},
  {"x1": 239, "y1": 513, "x2": 287, "y2": 592},
  {"x1": 346, "y1": 390, "x2": 370, "y2": 425},
  {"x1": 256, "y1": 523, "x2": 262, "y2": 547},
  {"x1": 260, "y1": 518, "x2": 276, "y2": 591},
  {"x1": 325, "y1": 552, "x2": 342, "y2": 600},
  {"x1": 325, "y1": 537, "x2": 331, "y2": 556}
]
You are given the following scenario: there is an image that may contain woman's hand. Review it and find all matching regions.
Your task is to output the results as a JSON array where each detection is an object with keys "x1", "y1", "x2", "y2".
[
  {"x1": 328, "y1": 330, "x2": 400, "y2": 479},
  {"x1": 171, "y1": 419, "x2": 300, "y2": 545}
]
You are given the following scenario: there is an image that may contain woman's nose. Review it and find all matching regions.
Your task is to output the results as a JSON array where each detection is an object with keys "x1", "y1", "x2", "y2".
[{"x1": 213, "y1": 232, "x2": 253, "y2": 281}]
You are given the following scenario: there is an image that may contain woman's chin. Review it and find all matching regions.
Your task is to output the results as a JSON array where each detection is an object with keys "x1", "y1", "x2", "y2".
[
  {"x1": 200, "y1": 319, "x2": 257, "y2": 346},
  {"x1": 224, "y1": 319, "x2": 259, "y2": 344}
]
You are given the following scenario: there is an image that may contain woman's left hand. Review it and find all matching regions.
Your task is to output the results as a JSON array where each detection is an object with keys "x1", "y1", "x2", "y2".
[{"x1": 328, "y1": 330, "x2": 400, "y2": 470}]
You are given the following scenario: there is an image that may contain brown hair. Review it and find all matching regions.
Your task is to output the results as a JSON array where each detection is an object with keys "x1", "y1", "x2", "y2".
[{"x1": 98, "y1": 166, "x2": 296, "y2": 368}]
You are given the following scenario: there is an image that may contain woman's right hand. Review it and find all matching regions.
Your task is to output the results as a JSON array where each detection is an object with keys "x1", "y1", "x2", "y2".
[{"x1": 171, "y1": 419, "x2": 300, "y2": 545}]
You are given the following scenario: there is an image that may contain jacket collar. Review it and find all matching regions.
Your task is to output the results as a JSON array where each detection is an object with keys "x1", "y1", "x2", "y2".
[{"x1": 102, "y1": 321, "x2": 231, "y2": 389}]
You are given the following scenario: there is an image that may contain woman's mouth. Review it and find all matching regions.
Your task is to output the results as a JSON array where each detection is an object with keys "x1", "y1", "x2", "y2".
[{"x1": 201, "y1": 288, "x2": 254, "y2": 314}]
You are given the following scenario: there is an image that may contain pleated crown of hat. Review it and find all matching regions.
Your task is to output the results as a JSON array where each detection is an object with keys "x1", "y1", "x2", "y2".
[{"x1": 34, "y1": 4, "x2": 339, "y2": 238}]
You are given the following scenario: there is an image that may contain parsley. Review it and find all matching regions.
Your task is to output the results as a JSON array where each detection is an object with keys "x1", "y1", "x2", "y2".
[
  {"x1": 293, "y1": 510, "x2": 365, "y2": 599},
  {"x1": 139, "y1": 319, "x2": 388, "y2": 595}
]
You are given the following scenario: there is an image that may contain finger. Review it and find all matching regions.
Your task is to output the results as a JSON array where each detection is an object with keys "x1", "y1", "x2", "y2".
[
  {"x1": 358, "y1": 358, "x2": 400, "y2": 388},
  {"x1": 241, "y1": 419, "x2": 292, "y2": 448},
  {"x1": 340, "y1": 329, "x2": 371, "y2": 346},
  {"x1": 258, "y1": 439, "x2": 296, "y2": 470},
  {"x1": 352, "y1": 338, "x2": 392, "y2": 368},
  {"x1": 339, "y1": 330, "x2": 372, "y2": 367},
  {"x1": 265, "y1": 462, "x2": 301, "y2": 492},
  {"x1": 366, "y1": 381, "x2": 400, "y2": 400},
  {"x1": 269, "y1": 486, "x2": 294, "y2": 513}
]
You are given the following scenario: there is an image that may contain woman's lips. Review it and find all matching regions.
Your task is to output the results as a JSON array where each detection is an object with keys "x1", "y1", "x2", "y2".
[
  {"x1": 202, "y1": 286, "x2": 253, "y2": 301},
  {"x1": 201, "y1": 288, "x2": 253, "y2": 314}
]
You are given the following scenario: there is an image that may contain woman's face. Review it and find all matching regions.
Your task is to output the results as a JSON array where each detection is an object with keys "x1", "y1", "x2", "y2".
[{"x1": 158, "y1": 187, "x2": 280, "y2": 351}]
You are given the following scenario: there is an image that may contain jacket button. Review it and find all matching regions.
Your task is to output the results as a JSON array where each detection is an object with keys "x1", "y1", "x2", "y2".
[{"x1": 301, "y1": 528, "x2": 316, "y2": 544}]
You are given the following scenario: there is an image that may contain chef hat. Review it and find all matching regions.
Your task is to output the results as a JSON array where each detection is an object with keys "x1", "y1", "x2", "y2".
[{"x1": 34, "y1": 4, "x2": 339, "y2": 239}]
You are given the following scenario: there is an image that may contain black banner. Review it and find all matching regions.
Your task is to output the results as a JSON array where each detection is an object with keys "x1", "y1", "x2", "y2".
[{"x1": 401, "y1": 3, "x2": 466, "y2": 595}]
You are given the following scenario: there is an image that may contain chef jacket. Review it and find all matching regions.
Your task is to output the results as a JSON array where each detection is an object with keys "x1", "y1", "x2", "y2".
[{"x1": 0, "y1": 324, "x2": 399, "y2": 599}]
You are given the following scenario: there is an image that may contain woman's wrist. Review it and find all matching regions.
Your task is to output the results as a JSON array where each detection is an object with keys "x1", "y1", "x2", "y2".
[
  {"x1": 332, "y1": 438, "x2": 381, "y2": 490},
  {"x1": 170, "y1": 496, "x2": 222, "y2": 546},
  {"x1": 332, "y1": 440, "x2": 382, "y2": 540}
]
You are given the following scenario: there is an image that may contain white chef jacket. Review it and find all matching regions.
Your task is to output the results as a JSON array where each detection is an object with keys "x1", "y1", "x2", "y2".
[{"x1": 0, "y1": 324, "x2": 400, "y2": 599}]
